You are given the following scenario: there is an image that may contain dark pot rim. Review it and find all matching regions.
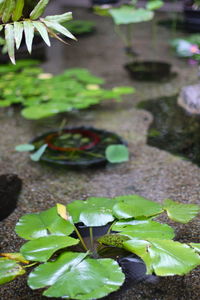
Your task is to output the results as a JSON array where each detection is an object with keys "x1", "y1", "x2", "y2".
[{"x1": 30, "y1": 126, "x2": 127, "y2": 168}]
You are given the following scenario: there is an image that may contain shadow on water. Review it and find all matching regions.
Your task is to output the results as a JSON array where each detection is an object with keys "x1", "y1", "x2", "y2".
[{"x1": 137, "y1": 95, "x2": 200, "y2": 166}]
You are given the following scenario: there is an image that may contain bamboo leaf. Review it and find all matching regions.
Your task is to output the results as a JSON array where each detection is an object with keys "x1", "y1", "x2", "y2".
[
  {"x1": 44, "y1": 12, "x2": 72, "y2": 23},
  {"x1": 5, "y1": 24, "x2": 15, "y2": 64},
  {"x1": 14, "y1": 21, "x2": 24, "y2": 49},
  {"x1": 12, "y1": 0, "x2": 24, "y2": 21},
  {"x1": 30, "y1": 0, "x2": 49, "y2": 20},
  {"x1": 42, "y1": 19, "x2": 76, "y2": 40},
  {"x1": 2, "y1": 0, "x2": 15, "y2": 23},
  {"x1": 23, "y1": 20, "x2": 34, "y2": 53},
  {"x1": 33, "y1": 21, "x2": 50, "y2": 46}
]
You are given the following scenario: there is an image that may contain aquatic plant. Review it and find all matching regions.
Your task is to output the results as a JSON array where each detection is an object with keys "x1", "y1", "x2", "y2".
[
  {"x1": 0, "y1": 195, "x2": 199, "y2": 299},
  {"x1": 0, "y1": 0, "x2": 76, "y2": 63},
  {"x1": 0, "y1": 60, "x2": 134, "y2": 119}
]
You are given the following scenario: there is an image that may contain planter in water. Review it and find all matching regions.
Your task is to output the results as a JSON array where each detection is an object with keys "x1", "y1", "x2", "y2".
[
  {"x1": 0, "y1": 36, "x2": 46, "y2": 64},
  {"x1": 0, "y1": 195, "x2": 199, "y2": 299},
  {"x1": 30, "y1": 126, "x2": 127, "y2": 168},
  {"x1": 125, "y1": 61, "x2": 173, "y2": 82},
  {"x1": 0, "y1": 174, "x2": 22, "y2": 221}
]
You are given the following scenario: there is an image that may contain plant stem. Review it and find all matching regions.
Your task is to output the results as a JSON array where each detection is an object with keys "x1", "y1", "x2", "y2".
[
  {"x1": 74, "y1": 226, "x2": 88, "y2": 252},
  {"x1": 23, "y1": 262, "x2": 37, "y2": 269},
  {"x1": 89, "y1": 227, "x2": 94, "y2": 250},
  {"x1": 58, "y1": 118, "x2": 67, "y2": 135},
  {"x1": 114, "y1": 25, "x2": 127, "y2": 48}
]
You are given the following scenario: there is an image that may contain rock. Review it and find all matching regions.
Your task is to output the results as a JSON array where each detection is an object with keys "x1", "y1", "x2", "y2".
[
  {"x1": 0, "y1": 174, "x2": 22, "y2": 221},
  {"x1": 178, "y1": 83, "x2": 200, "y2": 114}
]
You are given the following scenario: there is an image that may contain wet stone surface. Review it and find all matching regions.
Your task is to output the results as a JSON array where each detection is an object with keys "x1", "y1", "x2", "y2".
[{"x1": 0, "y1": 2, "x2": 200, "y2": 300}]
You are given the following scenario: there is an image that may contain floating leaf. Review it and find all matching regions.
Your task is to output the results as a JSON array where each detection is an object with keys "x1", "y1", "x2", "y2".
[
  {"x1": 163, "y1": 199, "x2": 200, "y2": 223},
  {"x1": 28, "y1": 252, "x2": 125, "y2": 299},
  {"x1": 98, "y1": 234, "x2": 129, "y2": 248},
  {"x1": 30, "y1": 144, "x2": 47, "y2": 161},
  {"x1": 105, "y1": 145, "x2": 129, "y2": 163},
  {"x1": 113, "y1": 220, "x2": 175, "y2": 239},
  {"x1": 0, "y1": 253, "x2": 29, "y2": 264},
  {"x1": 67, "y1": 197, "x2": 116, "y2": 226},
  {"x1": 113, "y1": 195, "x2": 163, "y2": 219},
  {"x1": 123, "y1": 238, "x2": 200, "y2": 276},
  {"x1": 0, "y1": 258, "x2": 25, "y2": 285},
  {"x1": 15, "y1": 206, "x2": 74, "y2": 240},
  {"x1": 20, "y1": 235, "x2": 79, "y2": 262},
  {"x1": 190, "y1": 243, "x2": 200, "y2": 253},
  {"x1": 15, "y1": 144, "x2": 35, "y2": 152},
  {"x1": 30, "y1": 0, "x2": 49, "y2": 20},
  {"x1": 57, "y1": 203, "x2": 69, "y2": 221},
  {"x1": 109, "y1": 7, "x2": 154, "y2": 25},
  {"x1": 146, "y1": 0, "x2": 164, "y2": 10}
]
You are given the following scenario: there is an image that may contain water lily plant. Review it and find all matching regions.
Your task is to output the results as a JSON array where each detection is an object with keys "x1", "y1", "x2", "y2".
[
  {"x1": 0, "y1": 60, "x2": 134, "y2": 119},
  {"x1": 0, "y1": 194, "x2": 199, "y2": 299},
  {"x1": 0, "y1": 0, "x2": 76, "y2": 63}
]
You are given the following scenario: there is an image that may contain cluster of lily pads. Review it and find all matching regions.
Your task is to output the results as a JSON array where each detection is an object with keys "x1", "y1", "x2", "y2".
[
  {"x1": 0, "y1": 194, "x2": 199, "y2": 299},
  {"x1": 0, "y1": 60, "x2": 134, "y2": 120}
]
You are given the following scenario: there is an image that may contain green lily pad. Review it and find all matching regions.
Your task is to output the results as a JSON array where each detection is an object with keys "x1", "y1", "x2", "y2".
[
  {"x1": 20, "y1": 235, "x2": 79, "y2": 262},
  {"x1": 113, "y1": 195, "x2": 163, "y2": 219},
  {"x1": 105, "y1": 145, "x2": 129, "y2": 163},
  {"x1": 0, "y1": 258, "x2": 25, "y2": 285},
  {"x1": 28, "y1": 252, "x2": 125, "y2": 299},
  {"x1": 123, "y1": 238, "x2": 200, "y2": 276},
  {"x1": 163, "y1": 199, "x2": 200, "y2": 223},
  {"x1": 15, "y1": 206, "x2": 74, "y2": 240}
]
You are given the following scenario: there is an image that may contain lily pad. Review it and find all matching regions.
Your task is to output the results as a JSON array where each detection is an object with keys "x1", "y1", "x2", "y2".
[{"x1": 0, "y1": 258, "x2": 25, "y2": 285}]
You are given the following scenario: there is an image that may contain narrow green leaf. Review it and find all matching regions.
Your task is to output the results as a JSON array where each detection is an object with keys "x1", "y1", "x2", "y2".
[
  {"x1": 42, "y1": 20, "x2": 76, "y2": 40},
  {"x1": 5, "y1": 24, "x2": 15, "y2": 64},
  {"x1": 30, "y1": 144, "x2": 47, "y2": 161},
  {"x1": 163, "y1": 199, "x2": 200, "y2": 223},
  {"x1": 20, "y1": 235, "x2": 79, "y2": 262},
  {"x1": 30, "y1": 0, "x2": 49, "y2": 20},
  {"x1": 12, "y1": 0, "x2": 24, "y2": 21},
  {"x1": 106, "y1": 145, "x2": 129, "y2": 163},
  {"x1": 44, "y1": 12, "x2": 72, "y2": 23},
  {"x1": 2, "y1": 0, "x2": 15, "y2": 23},
  {"x1": 15, "y1": 144, "x2": 35, "y2": 152},
  {"x1": 23, "y1": 20, "x2": 34, "y2": 53},
  {"x1": 0, "y1": 258, "x2": 25, "y2": 285},
  {"x1": 33, "y1": 21, "x2": 50, "y2": 46},
  {"x1": 14, "y1": 21, "x2": 24, "y2": 49}
]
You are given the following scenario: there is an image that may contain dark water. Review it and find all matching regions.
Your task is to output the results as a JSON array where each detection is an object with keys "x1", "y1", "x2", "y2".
[{"x1": 137, "y1": 95, "x2": 200, "y2": 166}]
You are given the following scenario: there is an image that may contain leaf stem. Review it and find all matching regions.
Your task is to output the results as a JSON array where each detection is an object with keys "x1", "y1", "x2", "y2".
[
  {"x1": 74, "y1": 226, "x2": 88, "y2": 252},
  {"x1": 89, "y1": 227, "x2": 94, "y2": 250}
]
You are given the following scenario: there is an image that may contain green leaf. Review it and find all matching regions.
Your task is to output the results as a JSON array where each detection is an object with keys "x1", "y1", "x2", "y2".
[
  {"x1": 113, "y1": 195, "x2": 163, "y2": 219},
  {"x1": 105, "y1": 145, "x2": 129, "y2": 163},
  {"x1": 0, "y1": 258, "x2": 25, "y2": 285},
  {"x1": 28, "y1": 252, "x2": 125, "y2": 299},
  {"x1": 20, "y1": 235, "x2": 79, "y2": 262},
  {"x1": 123, "y1": 238, "x2": 200, "y2": 276},
  {"x1": 23, "y1": 20, "x2": 34, "y2": 53},
  {"x1": 98, "y1": 234, "x2": 129, "y2": 248},
  {"x1": 42, "y1": 19, "x2": 76, "y2": 40},
  {"x1": 112, "y1": 220, "x2": 175, "y2": 239},
  {"x1": 2, "y1": 0, "x2": 15, "y2": 23},
  {"x1": 146, "y1": 0, "x2": 164, "y2": 10},
  {"x1": 44, "y1": 12, "x2": 72, "y2": 23},
  {"x1": 5, "y1": 24, "x2": 15, "y2": 64},
  {"x1": 30, "y1": 144, "x2": 48, "y2": 161},
  {"x1": 30, "y1": 0, "x2": 49, "y2": 20},
  {"x1": 109, "y1": 7, "x2": 154, "y2": 25},
  {"x1": 67, "y1": 197, "x2": 116, "y2": 226},
  {"x1": 163, "y1": 199, "x2": 200, "y2": 223},
  {"x1": 14, "y1": 21, "x2": 24, "y2": 49},
  {"x1": 15, "y1": 144, "x2": 35, "y2": 152},
  {"x1": 33, "y1": 21, "x2": 50, "y2": 47},
  {"x1": 12, "y1": 0, "x2": 24, "y2": 21},
  {"x1": 190, "y1": 243, "x2": 200, "y2": 253},
  {"x1": 15, "y1": 206, "x2": 74, "y2": 240}
]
